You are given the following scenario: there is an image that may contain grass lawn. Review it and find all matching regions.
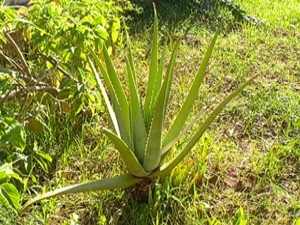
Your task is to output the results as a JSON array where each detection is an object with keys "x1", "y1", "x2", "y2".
[{"x1": 2, "y1": 0, "x2": 299, "y2": 224}]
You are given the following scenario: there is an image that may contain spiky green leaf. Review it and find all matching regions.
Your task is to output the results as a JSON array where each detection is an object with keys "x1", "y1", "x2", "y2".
[
  {"x1": 102, "y1": 45, "x2": 130, "y2": 134},
  {"x1": 23, "y1": 173, "x2": 142, "y2": 210},
  {"x1": 161, "y1": 108, "x2": 204, "y2": 158},
  {"x1": 88, "y1": 58, "x2": 120, "y2": 136},
  {"x1": 125, "y1": 29, "x2": 136, "y2": 81},
  {"x1": 144, "y1": 7, "x2": 159, "y2": 127},
  {"x1": 150, "y1": 43, "x2": 168, "y2": 115},
  {"x1": 88, "y1": 49, "x2": 131, "y2": 146},
  {"x1": 125, "y1": 57, "x2": 148, "y2": 163},
  {"x1": 163, "y1": 33, "x2": 218, "y2": 148},
  {"x1": 143, "y1": 42, "x2": 180, "y2": 172},
  {"x1": 152, "y1": 76, "x2": 257, "y2": 177},
  {"x1": 104, "y1": 129, "x2": 149, "y2": 177}
]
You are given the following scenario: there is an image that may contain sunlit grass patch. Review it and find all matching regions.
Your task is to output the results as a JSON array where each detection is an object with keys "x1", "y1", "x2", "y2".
[{"x1": 14, "y1": 0, "x2": 300, "y2": 224}]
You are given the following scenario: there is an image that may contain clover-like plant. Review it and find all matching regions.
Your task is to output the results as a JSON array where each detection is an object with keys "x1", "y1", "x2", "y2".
[{"x1": 23, "y1": 10, "x2": 256, "y2": 209}]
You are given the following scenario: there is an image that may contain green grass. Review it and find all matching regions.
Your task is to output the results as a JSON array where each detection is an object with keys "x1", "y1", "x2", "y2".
[{"x1": 2, "y1": 0, "x2": 299, "y2": 224}]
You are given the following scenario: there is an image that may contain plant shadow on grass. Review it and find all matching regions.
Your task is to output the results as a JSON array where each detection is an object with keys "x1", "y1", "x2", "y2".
[
  {"x1": 78, "y1": 184, "x2": 190, "y2": 225},
  {"x1": 125, "y1": 0, "x2": 257, "y2": 37}
]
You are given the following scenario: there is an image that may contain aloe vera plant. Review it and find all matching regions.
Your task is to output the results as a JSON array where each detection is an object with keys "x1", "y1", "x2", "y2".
[{"x1": 23, "y1": 11, "x2": 256, "y2": 209}]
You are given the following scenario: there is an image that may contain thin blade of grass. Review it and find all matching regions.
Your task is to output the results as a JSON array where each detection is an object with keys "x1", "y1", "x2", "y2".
[
  {"x1": 22, "y1": 173, "x2": 142, "y2": 210},
  {"x1": 152, "y1": 76, "x2": 257, "y2": 177},
  {"x1": 104, "y1": 129, "x2": 150, "y2": 177},
  {"x1": 162, "y1": 33, "x2": 218, "y2": 148},
  {"x1": 143, "y1": 42, "x2": 180, "y2": 172}
]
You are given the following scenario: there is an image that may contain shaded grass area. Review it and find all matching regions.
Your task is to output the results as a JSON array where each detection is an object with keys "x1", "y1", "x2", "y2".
[
  {"x1": 126, "y1": 0, "x2": 258, "y2": 37},
  {"x1": 2, "y1": 0, "x2": 299, "y2": 224}
]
